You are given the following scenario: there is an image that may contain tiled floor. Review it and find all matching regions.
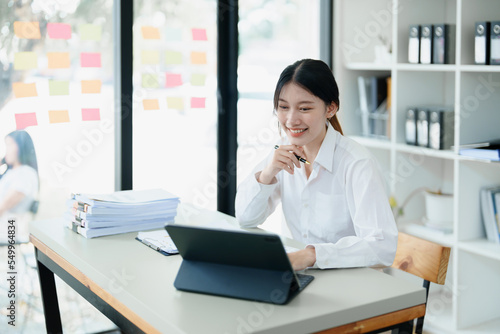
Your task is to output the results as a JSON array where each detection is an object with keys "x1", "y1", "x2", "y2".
[{"x1": 0, "y1": 244, "x2": 118, "y2": 334}]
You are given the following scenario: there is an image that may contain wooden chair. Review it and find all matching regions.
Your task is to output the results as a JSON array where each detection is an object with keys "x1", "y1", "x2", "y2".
[{"x1": 379, "y1": 232, "x2": 451, "y2": 334}]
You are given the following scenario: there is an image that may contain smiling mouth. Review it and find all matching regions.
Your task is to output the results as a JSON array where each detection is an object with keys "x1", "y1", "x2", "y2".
[{"x1": 289, "y1": 128, "x2": 307, "y2": 134}]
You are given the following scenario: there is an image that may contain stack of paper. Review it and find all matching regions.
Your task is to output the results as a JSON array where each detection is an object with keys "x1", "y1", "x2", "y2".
[{"x1": 64, "y1": 189, "x2": 180, "y2": 238}]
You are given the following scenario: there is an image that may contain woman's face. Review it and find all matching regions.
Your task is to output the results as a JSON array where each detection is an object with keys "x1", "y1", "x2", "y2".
[
  {"x1": 276, "y1": 83, "x2": 336, "y2": 149},
  {"x1": 4, "y1": 136, "x2": 20, "y2": 166}
]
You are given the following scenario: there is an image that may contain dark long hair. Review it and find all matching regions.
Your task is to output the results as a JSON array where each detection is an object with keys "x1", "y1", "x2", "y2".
[
  {"x1": 273, "y1": 59, "x2": 343, "y2": 135},
  {"x1": 2, "y1": 130, "x2": 39, "y2": 179}
]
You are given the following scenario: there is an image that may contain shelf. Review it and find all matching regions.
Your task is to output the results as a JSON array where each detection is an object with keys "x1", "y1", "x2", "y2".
[
  {"x1": 396, "y1": 64, "x2": 457, "y2": 72},
  {"x1": 344, "y1": 63, "x2": 392, "y2": 71},
  {"x1": 349, "y1": 136, "x2": 392, "y2": 150},
  {"x1": 459, "y1": 65, "x2": 500, "y2": 73},
  {"x1": 398, "y1": 221, "x2": 455, "y2": 247},
  {"x1": 457, "y1": 155, "x2": 500, "y2": 164},
  {"x1": 395, "y1": 143, "x2": 457, "y2": 160},
  {"x1": 459, "y1": 317, "x2": 500, "y2": 334},
  {"x1": 458, "y1": 239, "x2": 500, "y2": 261}
]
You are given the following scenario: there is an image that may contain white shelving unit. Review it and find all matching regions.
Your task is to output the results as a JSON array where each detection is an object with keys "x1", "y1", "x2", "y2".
[{"x1": 333, "y1": 1, "x2": 500, "y2": 333}]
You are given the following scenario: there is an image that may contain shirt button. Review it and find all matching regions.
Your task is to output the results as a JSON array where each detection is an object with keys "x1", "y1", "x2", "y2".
[{"x1": 303, "y1": 203, "x2": 309, "y2": 208}]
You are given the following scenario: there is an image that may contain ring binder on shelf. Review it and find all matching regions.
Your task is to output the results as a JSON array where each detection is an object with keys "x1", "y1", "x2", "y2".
[
  {"x1": 429, "y1": 109, "x2": 455, "y2": 150},
  {"x1": 417, "y1": 108, "x2": 429, "y2": 147},
  {"x1": 433, "y1": 24, "x2": 455, "y2": 64},
  {"x1": 405, "y1": 107, "x2": 417, "y2": 145},
  {"x1": 491, "y1": 21, "x2": 500, "y2": 65},
  {"x1": 475, "y1": 21, "x2": 491, "y2": 65},
  {"x1": 409, "y1": 25, "x2": 421, "y2": 64},
  {"x1": 420, "y1": 24, "x2": 433, "y2": 64}
]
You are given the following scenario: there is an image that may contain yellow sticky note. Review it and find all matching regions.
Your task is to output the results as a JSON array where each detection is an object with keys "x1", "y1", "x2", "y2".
[
  {"x1": 49, "y1": 110, "x2": 70, "y2": 124},
  {"x1": 79, "y1": 24, "x2": 102, "y2": 40},
  {"x1": 141, "y1": 50, "x2": 160, "y2": 65},
  {"x1": 48, "y1": 52, "x2": 70, "y2": 69},
  {"x1": 48, "y1": 80, "x2": 69, "y2": 95},
  {"x1": 81, "y1": 80, "x2": 101, "y2": 94},
  {"x1": 165, "y1": 51, "x2": 183, "y2": 65},
  {"x1": 142, "y1": 73, "x2": 159, "y2": 88},
  {"x1": 14, "y1": 52, "x2": 37, "y2": 70},
  {"x1": 190, "y1": 74, "x2": 206, "y2": 86},
  {"x1": 14, "y1": 21, "x2": 41, "y2": 39},
  {"x1": 12, "y1": 82, "x2": 37, "y2": 98},
  {"x1": 143, "y1": 99, "x2": 159, "y2": 110},
  {"x1": 167, "y1": 97, "x2": 184, "y2": 110},
  {"x1": 190, "y1": 51, "x2": 207, "y2": 65},
  {"x1": 141, "y1": 26, "x2": 160, "y2": 39}
]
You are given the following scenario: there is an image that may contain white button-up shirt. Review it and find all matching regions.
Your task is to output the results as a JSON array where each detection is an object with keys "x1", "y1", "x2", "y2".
[{"x1": 235, "y1": 123, "x2": 398, "y2": 269}]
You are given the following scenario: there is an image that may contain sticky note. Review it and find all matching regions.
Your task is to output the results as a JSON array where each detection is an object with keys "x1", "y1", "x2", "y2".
[
  {"x1": 48, "y1": 52, "x2": 70, "y2": 69},
  {"x1": 12, "y1": 82, "x2": 37, "y2": 98},
  {"x1": 82, "y1": 108, "x2": 100, "y2": 121},
  {"x1": 141, "y1": 50, "x2": 160, "y2": 65},
  {"x1": 81, "y1": 80, "x2": 101, "y2": 94},
  {"x1": 164, "y1": 27, "x2": 182, "y2": 41},
  {"x1": 165, "y1": 51, "x2": 183, "y2": 65},
  {"x1": 192, "y1": 28, "x2": 207, "y2": 41},
  {"x1": 166, "y1": 73, "x2": 183, "y2": 87},
  {"x1": 142, "y1": 73, "x2": 159, "y2": 88},
  {"x1": 15, "y1": 113, "x2": 38, "y2": 130},
  {"x1": 190, "y1": 74, "x2": 206, "y2": 86},
  {"x1": 80, "y1": 24, "x2": 101, "y2": 40},
  {"x1": 190, "y1": 51, "x2": 207, "y2": 65},
  {"x1": 47, "y1": 23, "x2": 72, "y2": 39},
  {"x1": 191, "y1": 97, "x2": 206, "y2": 108},
  {"x1": 49, "y1": 110, "x2": 70, "y2": 123},
  {"x1": 14, "y1": 52, "x2": 37, "y2": 70},
  {"x1": 141, "y1": 26, "x2": 160, "y2": 39},
  {"x1": 143, "y1": 99, "x2": 159, "y2": 110},
  {"x1": 81, "y1": 53, "x2": 101, "y2": 67},
  {"x1": 49, "y1": 80, "x2": 69, "y2": 95},
  {"x1": 167, "y1": 97, "x2": 184, "y2": 110},
  {"x1": 14, "y1": 21, "x2": 41, "y2": 39}
]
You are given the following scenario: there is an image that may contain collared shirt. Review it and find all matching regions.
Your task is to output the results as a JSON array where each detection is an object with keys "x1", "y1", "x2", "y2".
[{"x1": 235, "y1": 123, "x2": 398, "y2": 269}]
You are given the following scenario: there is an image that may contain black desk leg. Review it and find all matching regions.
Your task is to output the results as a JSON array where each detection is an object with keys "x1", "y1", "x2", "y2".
[{"x1": 36, "y1": 248, "x2": 63, "y2": 334}]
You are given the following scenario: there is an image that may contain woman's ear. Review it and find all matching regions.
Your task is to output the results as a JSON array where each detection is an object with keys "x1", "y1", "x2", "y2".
[{"x1": 326, "y1": 102, "x2": 338, "y2": 118}]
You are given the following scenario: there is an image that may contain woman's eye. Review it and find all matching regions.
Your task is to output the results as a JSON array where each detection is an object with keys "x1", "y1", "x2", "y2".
[
  {"x1": 300, "y1": 108, "x2": 311, "y2": 112},
  {"x1": 279, "y1": 105, "x2": 288, "y2": 110}
]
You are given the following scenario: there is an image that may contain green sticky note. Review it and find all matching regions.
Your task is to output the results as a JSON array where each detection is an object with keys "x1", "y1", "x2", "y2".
[
  {"x1": 14, "y1": 52, "x2": 37, "y2": 70},
  {"x1": 165, "y1": 51, "x2": 183, "y2": 65},
  {"x1": 80, "y1": 24, "x2": 102, "y2": 41},
  {"x1": 49, "y1": 80, "x2": 69, "y2": 95},
  {"x1": 167, "y1": 97, "x2": 184, "y2": 110},
  {"x1": 142, "y1": 73, "x2": 159, "y2": 88},
  {"x1": 141, "y1": 50, "x2": 160, "y2": 65},
  {"x1": 190, "y1": 74, "x2": 206, "y2": 86}
]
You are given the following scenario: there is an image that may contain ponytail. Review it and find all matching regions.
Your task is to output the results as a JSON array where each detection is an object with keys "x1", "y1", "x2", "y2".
[{"x1": 329, "y1": 114, "x2": 343, "y2": 135}]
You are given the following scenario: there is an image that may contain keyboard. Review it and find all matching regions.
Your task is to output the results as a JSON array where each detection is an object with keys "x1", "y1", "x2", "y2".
[{"x1": 296, "y1": 273, "x2": 314, "y2": 291}]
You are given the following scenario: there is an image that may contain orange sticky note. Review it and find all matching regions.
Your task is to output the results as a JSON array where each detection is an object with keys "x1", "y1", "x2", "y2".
[
  {"x1": 141, "y1": 26, "x2": 160, "y2": 39},
  {"x1": 14, "y1": 21, "x2": 41, "y2": 39},
  {"x1": 47, "y1": 23, "x2": 72, "y2": 39},
  {"x1": 12, "y1": 82, "x2": 37, "y2": 98},
  {"x1": 191, "y1": 97, "x2": 206, "y2": 108},
  {"x1": 81, "y1": 53, "x2": 101, "y2": 67},
  {"x1": 82, "y1": 108, "x2": 100, "y2": 121},
  {"x1": 190, "y1": 51, "x2": 207, "y2": 64},
  {"x1": 48, "y1": 52, "x2": 70, "y2": 69},
  {"x1": 14, "y1": 52, "x2": 37, "y2": 70},
  {"x1": 49, "y1": 110, "x2": 70, "y2": 123},
  {"x1": 192, "y1": 28, "x2": 207, "y2": 41},
  {"x1": 143, "y1": 99, "x2": 159, "y2": 110},
  {"x1": 15, "y1": 113, "x2": 38, "y2": 130},
  {"x1": 167, "y1": 97, "x2": 184, "y2": 110},
  {"x1": 166, "y1": 73, "x2": 183, "y2": 87},
  {"x1": 81, "y1": 80, "x2": 101, "y2": 94}
]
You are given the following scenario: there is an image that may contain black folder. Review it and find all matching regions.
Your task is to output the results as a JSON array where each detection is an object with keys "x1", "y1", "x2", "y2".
[{"x1": 165, "y1": 224, "x2": 314, "y2": 305}]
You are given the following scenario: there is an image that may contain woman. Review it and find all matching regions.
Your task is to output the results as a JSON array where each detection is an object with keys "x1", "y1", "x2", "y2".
[
  {"x1": 235, "y1": 59, "x2": 397, "y2": 270},
  {"x1": 0, "y1": 130, "x2": 39, "y2": 242}
]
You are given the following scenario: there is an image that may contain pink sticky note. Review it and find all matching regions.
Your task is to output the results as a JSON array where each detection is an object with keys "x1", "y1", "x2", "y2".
[
  {"x1": 166, "y1": 73, "x2": 183, "y2": 87},
  {"x1": 47, "y1": 23, "x2": 72, "y2": 39},
  {"x1": 191, "y1": 97, "x2": 206, "y2": 108},
  {"x1": 192, "y1": 28, "x2": 207, "y2": 41},
  {"x1": 81, "y1": 53, "x2": 101, "y2": 67},
  {"x1": 15, "y1": 113, "x2": 38, "y2": 130},
  {"x1": 82, "y1": 108, "x2": 100, "y2": 121}
]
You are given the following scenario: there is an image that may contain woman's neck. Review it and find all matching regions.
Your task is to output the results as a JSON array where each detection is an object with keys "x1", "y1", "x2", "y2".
[{"x1": 302, "y1": 125, "x2": 328, "y2": 163}]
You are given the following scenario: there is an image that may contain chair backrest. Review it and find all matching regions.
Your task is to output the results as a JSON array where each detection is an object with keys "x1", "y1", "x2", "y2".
[{"x1": 391, "y1": 232, "x2": 451, "y2": 285}]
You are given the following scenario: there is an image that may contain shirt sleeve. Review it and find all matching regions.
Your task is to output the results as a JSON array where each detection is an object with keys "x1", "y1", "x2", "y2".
[
  {"x1": 11, "y1": 166, "x2": 38, "y2": 197},
  {"x1": 235, "y1": 152, "x2": 281, "y2": 228},
  {"x1": 309, "y1": 158, "x2": 398, "y2": 269}
]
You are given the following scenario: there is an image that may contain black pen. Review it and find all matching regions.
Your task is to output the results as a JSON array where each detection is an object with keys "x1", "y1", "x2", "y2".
[{"x1": 274, "y1": 145, "x2": 311, "y2": 165}]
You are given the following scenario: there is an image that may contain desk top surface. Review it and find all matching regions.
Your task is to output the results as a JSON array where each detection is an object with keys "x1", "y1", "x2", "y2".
[{"x1": 30, "y1": 203, "x2": 426, "y2": 334}]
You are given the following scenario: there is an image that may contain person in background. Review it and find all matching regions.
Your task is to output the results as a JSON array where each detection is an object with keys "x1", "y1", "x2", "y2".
[
  {"x1": 0, "y1": 130, "x2": 39, "y2": 242},
  {"x1": 235, "y1": 59, "x2": 398, "y2": 271}
]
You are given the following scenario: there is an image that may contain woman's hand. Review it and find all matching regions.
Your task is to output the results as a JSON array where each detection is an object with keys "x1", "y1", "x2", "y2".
[
  {"x1": 258, "y1": 145, "x2": 304, "y2": 184},
  {"x1": 287, "y1": 247, "x2": 316, "y2": 271}
]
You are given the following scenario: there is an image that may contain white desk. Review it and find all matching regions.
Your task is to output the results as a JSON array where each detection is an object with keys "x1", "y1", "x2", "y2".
[{"x1": 30, "y1": 203, "x2": 426, "y2": 334}]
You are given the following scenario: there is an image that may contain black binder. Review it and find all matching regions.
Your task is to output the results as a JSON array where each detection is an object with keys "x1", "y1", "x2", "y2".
[
  {"x1": 165, "y1": 224, "x2": 314, "y2": 305},
  {"x1": 408, "y1": 25, "x2": 421, "y2": 64},
  {"x1": 429, "y1": 109, "x2": 454, "y2": 150},
  {"x1": 475, "y1": 21, "x2": 490, "y2": 65},
  {"x1": 417, "y1": 109, "x2": 429, "y2": 147},
  {"x1": 405, "y1": 107, "x2": 417, "y2": 145},
  {"x1": 433, "y1": 24, "x2": 455, "y2": 64},
  {"x1": 420, "y1": 24, "x2": 433, "y2": 64},
  {"x1": 491, "y1": 21, "x2": 500, "y2": 65}
]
